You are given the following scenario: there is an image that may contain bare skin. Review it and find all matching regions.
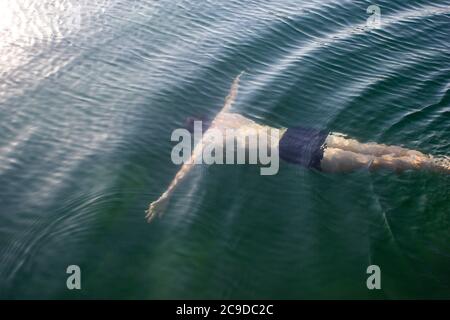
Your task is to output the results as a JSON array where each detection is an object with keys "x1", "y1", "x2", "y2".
[
  {"x1": 146, "y1": 73, "x2": 449, "y2": 221},
  {"x1": 146, "y1": 72, "x2": 245, "y2": 221},
  {"x1": 320, "y1": 133, "x2": 446, "y2": 173}
]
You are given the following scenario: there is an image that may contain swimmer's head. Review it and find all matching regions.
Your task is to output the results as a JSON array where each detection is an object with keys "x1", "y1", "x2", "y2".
[{"x1": 185, "y1": 116, "x2": 211, "y2": 134}]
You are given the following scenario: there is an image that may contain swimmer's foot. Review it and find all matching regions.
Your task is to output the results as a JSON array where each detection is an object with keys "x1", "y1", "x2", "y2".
[
  {"x1": 428, "y1": 155, "x2": 450, "y2": 173},
  {"x1": 146, "y1": 196, "x2": 169, "y2": 223}
]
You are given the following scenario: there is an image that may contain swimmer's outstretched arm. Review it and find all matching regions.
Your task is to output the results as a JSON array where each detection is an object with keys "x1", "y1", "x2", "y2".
[
  {"x1": 146, "y1": 72, "x2": 244, "y2": 222},
  {"x1": 146, "y1": 142, "x2": 203, "y2": 222},
  {"x1": 219, "y1": 71, "x2": 244, "y2": 114}
]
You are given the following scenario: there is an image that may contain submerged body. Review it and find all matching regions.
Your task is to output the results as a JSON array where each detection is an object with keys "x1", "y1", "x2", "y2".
[
  {"x1": 147, "y1": 73, "x2": 449, "y2": 221},
  {"x1": 209, "y1": 111, "x2": 447, "y2": 173}
]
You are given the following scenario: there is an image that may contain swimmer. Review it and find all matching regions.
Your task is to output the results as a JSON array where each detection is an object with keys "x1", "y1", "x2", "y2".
[{"x1": 146, "y1": 72, "x2": 449, "y2": 221}]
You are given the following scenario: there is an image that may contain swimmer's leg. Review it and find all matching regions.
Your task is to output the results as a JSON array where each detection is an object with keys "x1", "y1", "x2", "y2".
[
  {"x1": 370, "y1": 153, "x2": 430, "y2": 172},
  {"x1": 321, "y1": 147, "x2": 449, "y2": 173},
  {"x1": 321, "y1": 147, "x2": 376, "y2": 173},
  {"x1": 325, "y1": 133, "x2": 426, "y2": 158}
]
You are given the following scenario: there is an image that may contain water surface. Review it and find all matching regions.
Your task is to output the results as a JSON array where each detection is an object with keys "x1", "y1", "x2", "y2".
[{"x1": 0, "y1": 0, "x2": 449, "y2": 299}]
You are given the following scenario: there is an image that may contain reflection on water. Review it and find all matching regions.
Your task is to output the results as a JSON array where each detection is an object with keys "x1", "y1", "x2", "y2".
[
  {"x1": 0, "y1": 0, "x2": 449, "y2": 299},
  {"x1": 0, "y1": 0, "x2": 114, "y2": 101}
]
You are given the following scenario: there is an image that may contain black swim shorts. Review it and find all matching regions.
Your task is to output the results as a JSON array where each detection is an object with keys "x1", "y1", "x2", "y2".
[{"x1": 279, "y1": 127, "x2": 329, "y2": 170}]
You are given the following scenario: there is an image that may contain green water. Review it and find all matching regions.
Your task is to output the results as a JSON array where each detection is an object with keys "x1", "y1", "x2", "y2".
[{"x1": 0, "y1": 0, "x2": 449, "y2": 299}]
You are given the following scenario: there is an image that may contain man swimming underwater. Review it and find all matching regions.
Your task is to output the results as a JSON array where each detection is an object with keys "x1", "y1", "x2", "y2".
[{"x1": 146, "y1": 73, "x2": 449, "y2": 221}]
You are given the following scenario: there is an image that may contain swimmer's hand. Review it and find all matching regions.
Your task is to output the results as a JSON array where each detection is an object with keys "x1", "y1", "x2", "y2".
[{"x1": 146, "y1": 195, "x2": 169, "y2": 223}]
